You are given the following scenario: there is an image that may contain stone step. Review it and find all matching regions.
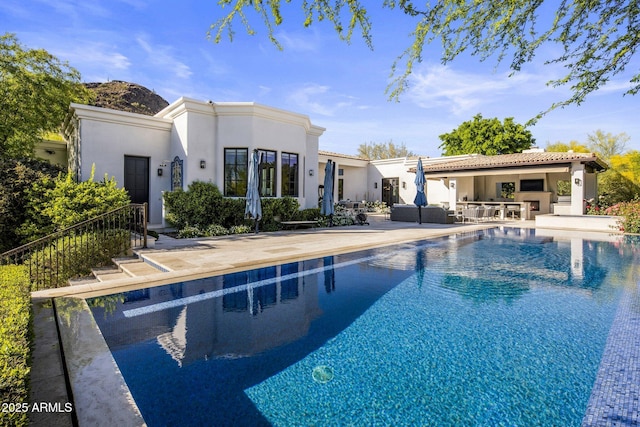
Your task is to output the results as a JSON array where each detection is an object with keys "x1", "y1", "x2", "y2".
[
  {"x1": 92, "y1": 266, "x2": 131, "y2": 282},
  {"x1": 67, "y1": 256, "x2": 165, "y2": 285},
  {"x1": 120, "y1": 261, "x2": 162, "y2": 276},
  {"x1": 68, "y1": 276, "x2": 100, "y2": 286}
]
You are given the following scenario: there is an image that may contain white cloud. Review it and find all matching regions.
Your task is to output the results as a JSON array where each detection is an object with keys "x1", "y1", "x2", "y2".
[
  {"x1": 136, "y1": 35, "x2": 192, "y2": 79},
  {"x1": 258, "y1": 85, "x2": 272, "y2": 97},
  {"x1": 288, "y1": 83, "x2": 366, "y2": 117},
  {"x1": 52, "y1": 40, "x2": 131, "y2": 73},
  {"x1": 404, "y1": 64, "x2": 557, "y2": 115},
  {"x1": 33, "y1": 0, "x2": 111, "y2": 21},
  {"x1": 277, "y1": 30, "x2": 318, "y2": 52}
]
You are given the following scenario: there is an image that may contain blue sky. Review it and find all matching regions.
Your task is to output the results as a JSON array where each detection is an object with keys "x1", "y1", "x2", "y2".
[{"x1": 4, "y1": 1, "x2": 640, "y2": 158}]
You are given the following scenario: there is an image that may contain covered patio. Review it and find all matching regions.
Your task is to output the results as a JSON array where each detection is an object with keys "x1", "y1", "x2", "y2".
[{"x1": 413, "y1": 150, "x2": 608, "y2": 220}]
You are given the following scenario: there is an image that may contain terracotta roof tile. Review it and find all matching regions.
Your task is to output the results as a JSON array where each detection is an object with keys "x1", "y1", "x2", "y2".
[{"x1": 419, "y1": 152, "x2": 607, "y2": 172}]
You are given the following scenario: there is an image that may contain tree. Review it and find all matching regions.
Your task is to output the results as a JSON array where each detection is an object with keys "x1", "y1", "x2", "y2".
[
  {"x1": 586, "y1": 130, "x2": 629, "y2": 162},
  {"x1": 0, "y1": 158, "x2": 64, "y2": 252},
  {"x1": 208, "y1": 1, "x2": 640, "y2": 117},
  {"x1": 610, "y1": 151, "x2": 640, "y2": 185},
  {"x1": 0, "y1": 33, "x2": 92, "y2": 159},
  {"x1": 357, "y1": 140, "x2": 415, "y2": 160},
  {"x1": 438, "y1": 114, "x2": 534, "y2": 156},
  {"x1": 545, "y1": 141, "x2": 590, "y2": 153}
]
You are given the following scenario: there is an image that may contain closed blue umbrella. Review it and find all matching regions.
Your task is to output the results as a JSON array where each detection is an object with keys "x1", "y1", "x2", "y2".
[
  {"x1": 414, "y1": 158, "x2": 427, "y2": 224},
  {"x1": 321, "y1": 160, "x2": 335, "y2": 226},
  {"x1": 245, "y1": 149, "x2": 262, "y2": 233}
]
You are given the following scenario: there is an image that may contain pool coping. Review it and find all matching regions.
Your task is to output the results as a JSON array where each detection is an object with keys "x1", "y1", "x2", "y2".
[{"x1": 54, "y1": 297, "x2": 145, "y2": 427}]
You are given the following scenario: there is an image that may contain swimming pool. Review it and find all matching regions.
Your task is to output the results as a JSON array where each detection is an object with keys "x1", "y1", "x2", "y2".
[{"x1": 70, "y1": 228, "x2": 638, "y2": 426}]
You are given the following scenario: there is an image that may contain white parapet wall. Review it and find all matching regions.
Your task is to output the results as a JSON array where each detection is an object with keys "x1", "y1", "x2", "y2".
[{"x1": 535, "y1": 214, "x2": 622, "y2": 233}]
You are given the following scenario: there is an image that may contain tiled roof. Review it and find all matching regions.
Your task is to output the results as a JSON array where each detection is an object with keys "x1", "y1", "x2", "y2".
[{"x1": 417, "y1": 152, "x2": 608, "y2": 173}]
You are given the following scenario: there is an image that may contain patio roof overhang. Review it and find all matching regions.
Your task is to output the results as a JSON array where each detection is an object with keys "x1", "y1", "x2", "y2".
[
  {"x1": 423, "y1": 165, "x2": 570, "y2": 179},
  {"x1": 408, "y1": 152, "x2": 608, "y2": 177}
]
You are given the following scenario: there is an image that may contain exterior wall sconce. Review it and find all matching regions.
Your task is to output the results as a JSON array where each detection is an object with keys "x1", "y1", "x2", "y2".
[
  {"x1": 200, "y1": 160, "x2": 206, "y2": 169},
  {"x1": 309, "y1": 169, "x2": 314, "y2": 176},
  {"x1": 374, "y1": 182, "x2": 378, "y2": 189},
  {"x1": 157, "y1": 168, "x2": 163, "y2": 176},
  {"x1": 402, "y1": 181, "x2": 407, "y2": 189},
  {"x1": 574, "y1": 178, "x2": 582, "y2": 186},
  {"x1": 450, "y1": 182, "x2": 455, "y2": 189}
]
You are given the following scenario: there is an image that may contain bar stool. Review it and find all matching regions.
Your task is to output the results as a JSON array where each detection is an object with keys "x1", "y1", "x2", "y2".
[{"x1": 506, "y1": 205, "x2": 520, "y2": 220}]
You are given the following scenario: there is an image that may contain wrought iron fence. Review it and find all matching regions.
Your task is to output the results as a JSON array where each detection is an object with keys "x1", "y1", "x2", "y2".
[{"x1": 0, "y1": 203, "x2": 147, "y2": 291}]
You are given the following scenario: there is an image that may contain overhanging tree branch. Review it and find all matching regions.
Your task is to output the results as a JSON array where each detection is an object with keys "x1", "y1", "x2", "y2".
[{"x1": 208, "y1": 0, "x2": 640, "y2": 120}]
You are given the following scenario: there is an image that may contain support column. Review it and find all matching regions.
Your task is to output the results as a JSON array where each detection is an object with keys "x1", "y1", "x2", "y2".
[
  {"x1": 571, "y1": 163, "x2": 586, "y2": 215},
  {"x1": 448, "y1": 179, "x2": 458, "y2": 210}
]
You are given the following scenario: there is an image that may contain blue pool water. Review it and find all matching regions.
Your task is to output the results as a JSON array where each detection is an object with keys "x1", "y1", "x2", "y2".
[{"x1": 87, "y1": 228, "x2": 637, "y2": 426}]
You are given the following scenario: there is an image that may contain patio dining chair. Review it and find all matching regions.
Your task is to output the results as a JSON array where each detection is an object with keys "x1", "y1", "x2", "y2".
[
  {"x1": 463, "y1": 207, "x2": 481, "y2": 223},
  {"x1": 482, "y1": 206, "x2": 495, "y2": 221}
]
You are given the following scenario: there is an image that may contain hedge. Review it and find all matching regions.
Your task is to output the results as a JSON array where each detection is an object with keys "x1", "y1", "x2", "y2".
[{"x1": 0, "y1": 265, "x2": 31, "y2": 427}]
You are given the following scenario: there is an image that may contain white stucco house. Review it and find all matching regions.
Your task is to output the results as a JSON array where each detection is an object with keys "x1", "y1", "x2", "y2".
[
  {"x1": 63, "y1": 98, "x2": 325, "y2": 224},
  {"x1": 62, "y1": 97, "x2": 607, "y2": 226}
]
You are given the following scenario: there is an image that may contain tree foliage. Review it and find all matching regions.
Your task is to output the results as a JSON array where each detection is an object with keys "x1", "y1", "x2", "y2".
[
  {"x1": 0, "y1": 33, "x2": 92, "y2": 158},
  {"x1": 438, "y1": 114, "x2": 534, "y2": 156},
  {"x1": 208, "y1": 1, "x2": 640, "y2": 116},
  {"x1": 597, "y1": 170, "x2": 640, "y2": 207},
  {"x1": 609, "y1": 151, "x2": 640, "y2": 185},
  {"x1": 540, "y1": 132, "x2": 638, "y2": 205},
  {"x1": 357, "y1": 140, "x2": 415, "y2": 159},
  {"x1": 0, "y1": 158, "x2": 64, "y2": 252},
  {"x1": 17, "y1": 166, "x2": 130, "y2": 243},
  {"x1": 545, "y1": 141, "x2": 590, "y2": 153},
  {"x1": 586, "y1": 129, "x2": 629, "y2": 162}
]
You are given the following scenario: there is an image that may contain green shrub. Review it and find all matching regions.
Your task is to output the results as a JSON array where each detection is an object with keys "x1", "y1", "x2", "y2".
[
  {"x1": 164, "y1": 183, "x2": 308, "y2": 235},
  {"x1": 0, "y1": 158, "x2": 64, "y2": 253},
  {"x1": 299, "y1": 208, "x2": 321, "y2": 221},
  {"x1": 18, "y1": 165, "x2": 130, "y2": 242},
  {"x1": 329, "y1": 204, "x2": 356, "y2": 226},
  {"x1": 205, "y1": 224, "x2": 229, "y2": 236},
  {"x1": 163, "y1": 181, "x2": 245, "y2": 230},
  {"x1": 260, "y1": 197, "x2": 301, "y2": 231},
  {"x1": 229, "y1": 225, "x2": 252, "y2": 234},
  {"x1": 27, "y1": 230, "x2": 131, "y2": 290},
  {"x1": 0, "y1": 265, "x2": 31, "y2": 427},
  {"x1": 178, "y1": 225, "x2": 204, "y2": 238},
  {"x1": 605, "y1": 200, "x2": 640, "y2": 234},
  {"x1": 365, "y1": 200, "x2": 389, "y2": 213}
]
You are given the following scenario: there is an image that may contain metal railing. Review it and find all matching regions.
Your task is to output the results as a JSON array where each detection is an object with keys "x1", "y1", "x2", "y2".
[{"x1": 0, "y1": 203, "x2": 147, "y2": 291}]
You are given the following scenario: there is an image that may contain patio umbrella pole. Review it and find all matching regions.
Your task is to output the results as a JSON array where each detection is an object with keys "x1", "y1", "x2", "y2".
[
  {"x1": 414, "y1": 157, "x2": 427, "y2": 225},
  {"x1": 321, "y1": 159, "x2": 335, "y2": 227},
  {"x1": 245, "y1": 149, "x2": 262, "y2": 234}
]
